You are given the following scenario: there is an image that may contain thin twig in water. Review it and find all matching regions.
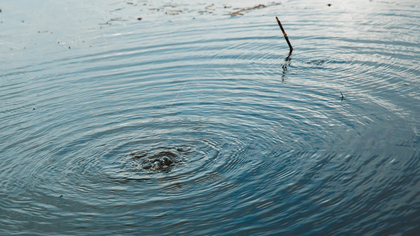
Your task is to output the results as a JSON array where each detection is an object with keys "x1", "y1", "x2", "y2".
[
  {"x1": 276, "y1": 17, "x2": 293, "y2": 52},
  {"x1": 340, "y1": 91, "x2": 344, "y2": 100},
  {"x1": 170, "y1": 83, "x2": 188, "y2": 108}
]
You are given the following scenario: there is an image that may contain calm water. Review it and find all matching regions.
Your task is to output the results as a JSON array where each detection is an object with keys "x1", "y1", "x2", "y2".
[{"x1": 1, "y1": 0, "x2": 420, "y2": 235}]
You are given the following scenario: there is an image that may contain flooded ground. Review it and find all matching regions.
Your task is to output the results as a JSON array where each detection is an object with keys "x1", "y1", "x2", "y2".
[{"x1": 1, "y1": 0, "x2": 420, "y2": 234}]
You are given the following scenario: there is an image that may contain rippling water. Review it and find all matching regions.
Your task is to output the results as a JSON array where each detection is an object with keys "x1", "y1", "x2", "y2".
[{"x1": 1, "y1": 0, "x2": 420, "y2": 234}]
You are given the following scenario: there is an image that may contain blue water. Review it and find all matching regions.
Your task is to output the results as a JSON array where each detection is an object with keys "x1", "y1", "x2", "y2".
[{"x1": 1, "y1": 0, "x2": 420, "y2": 235}]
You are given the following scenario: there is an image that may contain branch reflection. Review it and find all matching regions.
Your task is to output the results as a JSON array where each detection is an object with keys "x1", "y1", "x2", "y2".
[{"x1": 281, "y1": 50, "x2": 293, "y2": 81}]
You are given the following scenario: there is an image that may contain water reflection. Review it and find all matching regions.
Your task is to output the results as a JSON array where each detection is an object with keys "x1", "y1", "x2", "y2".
[{"x1": 281, "y1": 51, "x2": 293, "y2": 81}]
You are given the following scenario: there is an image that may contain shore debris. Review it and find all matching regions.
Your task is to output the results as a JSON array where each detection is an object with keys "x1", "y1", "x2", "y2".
[
  {"x1": 229, "y1": 4, "x2": 266, "y2": 16},
  {"x1": 230, "y1": 11, "x2": 244, "y2": 16}
]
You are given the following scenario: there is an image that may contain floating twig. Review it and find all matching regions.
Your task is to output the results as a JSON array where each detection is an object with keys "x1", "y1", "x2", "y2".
[
  {"x1": 275, "y1": 17, "x2": 293, "y2": 52},
  {"x1": 340, "y1": 91, "x2": 344, "y2": 100}
]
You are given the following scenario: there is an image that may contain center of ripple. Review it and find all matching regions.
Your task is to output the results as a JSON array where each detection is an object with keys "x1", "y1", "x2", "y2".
[
  {"x1": 99, "y1": 136, "x2": 222, "y2": 182},
  {"x1": 130, "y1": 147, "x2": 190, "y2": 172}
]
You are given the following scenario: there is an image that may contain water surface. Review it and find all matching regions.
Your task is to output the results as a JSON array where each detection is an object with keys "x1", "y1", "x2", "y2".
[{"x1": 1, "y1": 0, "x2": 420, "y2": 235}]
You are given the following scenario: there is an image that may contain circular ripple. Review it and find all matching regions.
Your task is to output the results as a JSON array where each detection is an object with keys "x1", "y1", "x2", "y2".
[
  {"x1": 100, "y1": 136, "x2": 221, "y2": 182},
  {"x1": 1, "y1": 0, "x2": 420, "y2": 235}
]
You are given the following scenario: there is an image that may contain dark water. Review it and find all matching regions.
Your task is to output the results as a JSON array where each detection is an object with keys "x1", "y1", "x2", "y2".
[{"x1": 1, "y1": 0, "x2": 420, "y2": 234}]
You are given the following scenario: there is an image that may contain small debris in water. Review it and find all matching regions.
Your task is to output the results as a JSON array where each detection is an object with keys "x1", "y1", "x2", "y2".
[
  {"x1": 167, "y1": 9, "x2": 182, "y2": 15},
  {"x1": 340, "y1": 91, "x2": 344, "y2": 100},
  {"x1": 206, "y1": 5, "x2": 216, "y2": 11},
  {"x1": 110, "y1": 8, "x2": 122, "y2": 12},
  {"x1": 137, "y1": 17, "x2": 142, "y2": 20},
  {"x1": 403, "y1": 83, "x2": 409, "y2": 85},
  {"x1": 0, "y1": 9, "x2": 2, "y2": 13},
  {"x1": 60, "y1": 195, "x2": 63, "y2": 197},
  {"x1": 110, "y1": 17, "x2": 126, "y2": 21},
  {"x1": 328, "y1": 4, "x2": 332, "y2": 7},
  {"x1": 33, "y1": 107, "x2": 36, "y2": 110}
]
